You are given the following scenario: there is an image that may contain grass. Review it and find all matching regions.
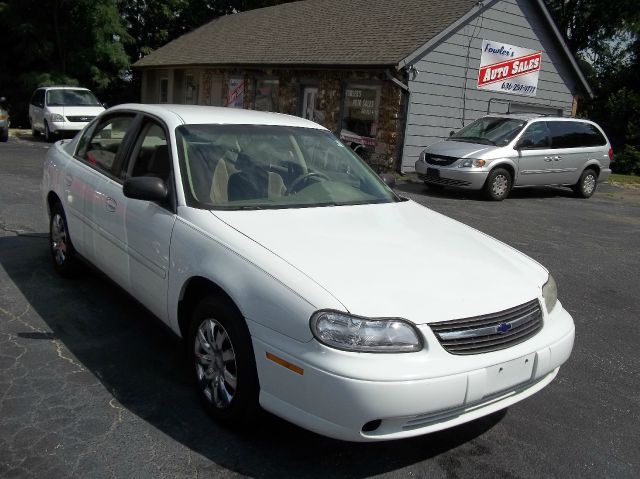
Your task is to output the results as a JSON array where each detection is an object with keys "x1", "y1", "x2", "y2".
[{"x1": 610, "y1": 173, "x2": 640, "y2": 186}]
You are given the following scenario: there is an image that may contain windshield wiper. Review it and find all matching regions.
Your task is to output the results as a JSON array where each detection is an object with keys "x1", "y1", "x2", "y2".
[{"x1": 448, "y1": 136, "x2": 496, "y2": 146}]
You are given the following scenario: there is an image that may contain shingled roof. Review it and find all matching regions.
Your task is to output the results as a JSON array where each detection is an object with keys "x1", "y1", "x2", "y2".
[{"x1": 134, "y1": 0, "x2": 477, "y2": 68}]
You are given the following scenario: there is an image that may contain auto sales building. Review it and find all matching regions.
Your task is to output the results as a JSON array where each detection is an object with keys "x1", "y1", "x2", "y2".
[{"x1": 133, "y1": 0, "x2": 591, "y2": 173}]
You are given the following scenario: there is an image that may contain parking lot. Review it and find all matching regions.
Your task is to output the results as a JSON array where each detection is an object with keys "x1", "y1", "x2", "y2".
[{"x1": 1, "y1": 134, "x2": 639, "y2": 478}]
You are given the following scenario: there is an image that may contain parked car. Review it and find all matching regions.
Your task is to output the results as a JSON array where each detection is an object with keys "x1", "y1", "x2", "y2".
[
  {"x1": 0, "y1": 96, "x2": 9, "y2": 142},
  {"x1": 42, "y1": 104, "x2": 575, "y2": 442},
  {"x1": 415, "y1": 114, "x2": 613, "y2": 200},
  {"x1": 29, "y1": 86, "x2": 105, "y2": 142}
]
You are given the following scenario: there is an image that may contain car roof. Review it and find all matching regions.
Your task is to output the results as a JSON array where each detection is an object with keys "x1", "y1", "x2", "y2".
[
  {"x1": 39, "y1": 86, "x2": 91, "y2": 91},
  {"x1": 109, "y1": 103, "x2": 328, "y2": 130},
  {"x1": 484, "y1": 113, "x2": 593, "y2": 122}
]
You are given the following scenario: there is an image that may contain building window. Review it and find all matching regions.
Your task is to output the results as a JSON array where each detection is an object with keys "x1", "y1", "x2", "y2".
[
  {"x1": 340, "y1": 84, "x2": 381, "y2": 150},
  {"x1": 184, "y1": 74, "x2": 199, "y2": 105},
  {"x1": 159, "y1": 78, "x2": 169, "y2": 103},
  {"x1": 254, "y1": 79, "x2": 279, "y2": 112}
]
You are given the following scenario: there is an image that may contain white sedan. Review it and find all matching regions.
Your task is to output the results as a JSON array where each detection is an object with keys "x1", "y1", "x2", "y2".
[{"x1": 41, "y1": 104, "x2": 575, "y2": 442}]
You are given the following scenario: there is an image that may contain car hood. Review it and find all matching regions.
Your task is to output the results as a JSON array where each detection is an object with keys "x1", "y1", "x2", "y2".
[
  {"x1": 212, "y1": 201, "x2": 548, "y2": 324},
  {"x1": 425, "y1": 139, "x2": 497, "y2": 159}
]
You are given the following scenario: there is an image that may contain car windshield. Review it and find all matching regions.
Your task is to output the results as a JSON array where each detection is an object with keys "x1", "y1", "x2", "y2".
[
  {"x1": 449, "y1": 117, "x2": 526, "y2": 146},
  {"x1": 46, "y1": 89, "x2": 101, "y2": 107},
  {"x1": 176, "y1": 124, "x2": 399, "y2": 210}
]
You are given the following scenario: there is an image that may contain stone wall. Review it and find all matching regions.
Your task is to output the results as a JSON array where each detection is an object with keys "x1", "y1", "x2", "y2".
[{"x1": 152, "y1": 67, "x2": 408, "y2": 171}]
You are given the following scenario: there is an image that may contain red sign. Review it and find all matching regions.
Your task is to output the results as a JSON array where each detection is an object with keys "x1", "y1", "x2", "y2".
[{"x1": 477, "y1": 52, "x2": 542, "y2": 88}]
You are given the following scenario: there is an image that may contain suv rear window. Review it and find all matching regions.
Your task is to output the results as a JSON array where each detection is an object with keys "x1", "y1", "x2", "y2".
[{"x1": 548, "y1": 121, "x2": 607, "y2": 148}]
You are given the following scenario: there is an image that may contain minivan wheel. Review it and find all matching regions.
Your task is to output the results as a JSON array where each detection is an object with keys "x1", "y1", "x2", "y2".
[
  {"x1": 573, "y1": 169, "x2": 598, "y2": 198},
  {"x1": 44, "y1": 121, "x2": 55, "y2": 143},
  {"x1": 484, "y1": 168, "x2": 512, "y2": 201},
  {"x1": 188, "y1": 295, "x2": 259, "y2": 428},
  {"x1": 49, "y1": 202, "x2": 80, "y2": 276}
]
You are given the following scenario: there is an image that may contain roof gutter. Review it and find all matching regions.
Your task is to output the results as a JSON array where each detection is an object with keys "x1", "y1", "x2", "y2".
[{"x1": 385, "y1": 70, "x2": 409, "y2": 92}]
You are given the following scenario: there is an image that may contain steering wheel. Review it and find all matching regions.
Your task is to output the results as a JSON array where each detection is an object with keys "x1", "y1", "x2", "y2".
[{"x1": 287, "y1": 171, "x2": 330, "y2": 194}]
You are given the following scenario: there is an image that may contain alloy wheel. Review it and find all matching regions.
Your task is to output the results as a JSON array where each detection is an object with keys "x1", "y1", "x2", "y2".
[
  {"x1": 194, "y1": 318, "x2": 238, "y2": 409},
  {"x1": 51, "y1": 213, "x2": 67, "y2": 265}
]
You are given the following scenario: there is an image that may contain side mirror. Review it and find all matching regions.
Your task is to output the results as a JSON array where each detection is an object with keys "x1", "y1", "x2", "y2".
[
  {"x1": 123, "y1": 176, "x2": 168, "y2": 202},
  {"x1": 516, "y1": 138, "x2": 534, "y2": 150},
  {"x1": 449, "y1": 130, "x2": 455, "y2": 137},
  {"x1": 102, "y1": 102, "x2": 108, "y2": 108},
  {"x1": 379, "y1": 173, "x2": 396, "y2": 188}
]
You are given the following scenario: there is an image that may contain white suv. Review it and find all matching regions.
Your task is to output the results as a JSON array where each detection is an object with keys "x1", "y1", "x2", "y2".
[{"x1": 29, "y1": 86, "x2": 105, "y2": 142}]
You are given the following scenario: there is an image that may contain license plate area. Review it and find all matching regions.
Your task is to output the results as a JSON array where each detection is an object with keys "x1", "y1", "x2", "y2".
[
  {"x1": 426, "y1": 168, "x2": 440, "y2": 178},
  {"x1": 485, "y1": 353, "x2": 535, "y2": 396}
]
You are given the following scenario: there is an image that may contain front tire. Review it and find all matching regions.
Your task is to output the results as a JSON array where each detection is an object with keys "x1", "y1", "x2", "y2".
[
  {"x1": 188, "y1": 295, "x2": 259, "y2": 428},
  {"x1": 44, "y1": 121, "x2": 55, "y2": 143},
  {"x1": 573, "y1": 169, "x2": 598, "y2": 198},
  {"x1": 484, "y1": 168, "x2": 512, "y2": 201},
  {"x1": 49, "y1": 202, "x2": 80, "y2": 276}
]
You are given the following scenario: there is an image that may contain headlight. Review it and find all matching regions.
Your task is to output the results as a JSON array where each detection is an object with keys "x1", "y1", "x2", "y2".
[
  {"x1": 50, "y1": 113, "x2": 65, "y2": 122},
  {"x1": 542, "y1": 275, "x2": 558, "y2": 313},
  {"x1": 310, "y1": 310, "x2": 423, "y2": 353},
  {"x1": 458, "y1": 159, "x2": 486, "y2": 168}
]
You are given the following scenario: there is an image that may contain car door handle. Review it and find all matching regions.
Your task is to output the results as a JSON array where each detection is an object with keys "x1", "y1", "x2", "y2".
[
  {"x1": 105, "y1": 197, "x2": 117, "y2": 212},
  {"x1": 544, "y1": 157, "x2": 553, "y2": 162},
  {"x1": 64, "y1": 174, "x2": 73, "y2": 187},
  {"x1": 553, "y1": 156, "x2": 562, "y2": 161}
]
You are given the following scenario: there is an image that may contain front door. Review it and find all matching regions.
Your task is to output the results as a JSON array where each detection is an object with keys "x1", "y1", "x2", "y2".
[
  {"x1": 515, "y1": 121, "x2": 557, "y2": 186},
  {"x1": 301, "y1": 87, "x2": 318, "y2": 121}
]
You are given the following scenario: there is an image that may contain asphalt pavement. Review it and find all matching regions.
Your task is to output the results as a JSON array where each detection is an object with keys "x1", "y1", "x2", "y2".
[{"x1": 1, "y1": 132, "x2": 639, "y2": 478}]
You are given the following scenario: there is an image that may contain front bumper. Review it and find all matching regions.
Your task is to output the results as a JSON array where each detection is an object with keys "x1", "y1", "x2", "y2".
[
  {"x1": 251, "y1": 304, "x2": 575, "y2": 442},
  {"x1": 415, "y1": 159, "x2": 488, "y2": 190},
  {"x1": 49, "y1": 121, "x2": 89, "y2": 136}
]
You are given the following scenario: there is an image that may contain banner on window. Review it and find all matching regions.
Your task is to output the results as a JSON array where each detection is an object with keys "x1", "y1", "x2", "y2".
[
  {"x1": 477, "y1": 40, "x2": 542, "y2": 96},
  {"x1": 226, "y1": 78, "x2": 245, "y2": 108}
]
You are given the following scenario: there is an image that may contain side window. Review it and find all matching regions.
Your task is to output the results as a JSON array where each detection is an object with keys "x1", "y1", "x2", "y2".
[
  {"x1": 580, "y1": 123, "x2": 607, "y2": 147},
  {"x1": 519, "y1": 122, "x2": 551, "y2": 149},
  {"x1": 548, "y1": 121, "x2": 601, "y2": 149},
  {"x1": 126, "y1": 122, "x2": 171, "y2": 183},
  {"x1": 79, "y1": 115, "x2": 134, "y2": 175}
]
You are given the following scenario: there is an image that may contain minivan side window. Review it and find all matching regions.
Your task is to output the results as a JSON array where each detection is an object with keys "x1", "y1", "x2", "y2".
[
  {"x1": 548, "y1": 121, "x2": 607, "y2": 149},
  {"x1": 518, "y1": 122, "x2": 551, "y2": 149}
]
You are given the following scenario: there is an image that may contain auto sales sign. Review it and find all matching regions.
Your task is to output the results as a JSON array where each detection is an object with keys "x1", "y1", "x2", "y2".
[{"x1": 477, "y1": 40, "x2": 542, "y2": 96}]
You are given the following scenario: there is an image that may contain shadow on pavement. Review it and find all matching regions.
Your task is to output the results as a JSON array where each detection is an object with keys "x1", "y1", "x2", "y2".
[
  {"x1": 0, "y1": 232, "x2": 506, "y2": 478},
  {"x1": 396, "y1": 181, "x2": 581, "y2": 201}
]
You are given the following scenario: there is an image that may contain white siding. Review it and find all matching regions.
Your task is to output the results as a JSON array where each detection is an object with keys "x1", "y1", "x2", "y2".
[{"x1": 401, "y1": 0, "x2": 579, "y2": 171}]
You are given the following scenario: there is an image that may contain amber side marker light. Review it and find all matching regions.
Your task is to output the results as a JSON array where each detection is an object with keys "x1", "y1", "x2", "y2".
[{"x1": 266, "y1": 352, "x2": 304, "y2": 375}]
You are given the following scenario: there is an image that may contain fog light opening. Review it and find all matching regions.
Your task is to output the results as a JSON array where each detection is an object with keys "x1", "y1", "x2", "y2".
[{"x1": 362, "y1": 419, "x2": 382, "y2": 433}]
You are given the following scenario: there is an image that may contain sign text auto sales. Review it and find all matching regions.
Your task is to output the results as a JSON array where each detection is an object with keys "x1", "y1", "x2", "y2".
[{"x1": 477, "y1": 40, "x2": 542, "y2": 96}]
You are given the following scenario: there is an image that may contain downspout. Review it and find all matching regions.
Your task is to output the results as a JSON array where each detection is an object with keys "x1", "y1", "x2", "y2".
[{"x1": 386, "y1": 70, "x2": 410, "y2": 172}]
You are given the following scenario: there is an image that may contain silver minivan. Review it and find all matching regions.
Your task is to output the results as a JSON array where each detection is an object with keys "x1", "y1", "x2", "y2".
[{"x1": 415, "y1": 114, "x2": 613, "y2": 200}]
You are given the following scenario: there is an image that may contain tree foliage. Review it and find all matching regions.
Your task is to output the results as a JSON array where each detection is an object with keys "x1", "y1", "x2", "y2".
[{"x1": 544, "y1": 1, "x2": 640, "y2": 173}]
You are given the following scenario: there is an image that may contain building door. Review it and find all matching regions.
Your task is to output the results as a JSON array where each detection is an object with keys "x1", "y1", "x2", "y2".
[
  {"x1": 302, "y1": 87, "x2": 318, "y2": 121},
  {"x1": 209, "y1": 76, "x2": 223, "y2": 106}
]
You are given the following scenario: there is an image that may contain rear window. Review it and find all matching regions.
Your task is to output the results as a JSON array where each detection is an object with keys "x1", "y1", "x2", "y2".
[{"x1": 548, "y1": 121, "x2": 607, "y2": 148}]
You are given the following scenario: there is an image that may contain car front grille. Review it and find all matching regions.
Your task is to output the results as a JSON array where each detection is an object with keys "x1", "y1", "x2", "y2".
[
  {"x1": 66, "y1": 115, "x2": 96, "y2": 122},
  {"x1": 429, "y1": 299, "x2": 543, "y2": 355},
  {"x1": 418, "y1": 175, "x2": 472, "y2": 187},
  {"x1": 423, "y1": 153, "x2": 458, "y2": 166}
]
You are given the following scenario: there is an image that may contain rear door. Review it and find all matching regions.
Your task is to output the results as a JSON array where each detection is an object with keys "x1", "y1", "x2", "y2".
[
  {"x1": 75, "y1": 113, "x2": 138, "y2": 289},
  {"x1": 545, "y1": 121, "x2": 590, "y2": 185}
]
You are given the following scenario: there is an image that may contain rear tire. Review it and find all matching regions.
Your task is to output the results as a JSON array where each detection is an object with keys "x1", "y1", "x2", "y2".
[
  {"x1": 49, "y1": 202, "x2": 80, "y2": 276},
  {"x1": 484, "y1": 168, "x2": 512, "y2": 201},
  {"x1": 573, "y1": 169, "x2": 598, "y2": 198},
  {"x1": 188, "y1": 295, "x2": 260, "y2": 428}
]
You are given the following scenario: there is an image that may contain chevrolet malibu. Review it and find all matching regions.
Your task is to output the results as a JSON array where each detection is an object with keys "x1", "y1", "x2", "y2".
[{"x1": 42, "y1": 104, "x2": 575, "y2": 442}]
